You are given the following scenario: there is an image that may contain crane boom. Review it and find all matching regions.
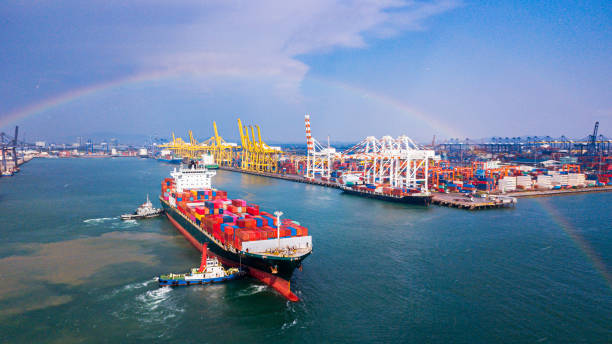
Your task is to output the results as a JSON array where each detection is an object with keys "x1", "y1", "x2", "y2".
[
  {"x1": 256, "y1": 125, "x2": 263, "y2": 146},
  {"x1": 589, "y1": 121, "x2": 600, "y2": 154}
]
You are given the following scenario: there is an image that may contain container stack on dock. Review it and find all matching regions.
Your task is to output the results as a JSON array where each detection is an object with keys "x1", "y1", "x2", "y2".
[
  {"x1": 516, "y1": 175, "x2": 532, "y2": 190},
  {"x1": 536, "y1": 175, "x2": 553, "y2": 189},
  {"x1": 498, "y1": 176, "x2": 517, "y2": 193}
]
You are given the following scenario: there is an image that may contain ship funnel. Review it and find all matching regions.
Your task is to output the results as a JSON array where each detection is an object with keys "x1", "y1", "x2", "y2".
[{"x1": 199, "y1": 243, "x2": 208, "y2": 272}]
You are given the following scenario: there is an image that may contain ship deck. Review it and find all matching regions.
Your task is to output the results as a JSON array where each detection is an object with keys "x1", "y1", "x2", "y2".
[
  {"x1": 160, "y1": 196, "x2": 311, "y2": 260},
  {"x1": 250, "y1": 247, "x2": 312, "y2": 259}
]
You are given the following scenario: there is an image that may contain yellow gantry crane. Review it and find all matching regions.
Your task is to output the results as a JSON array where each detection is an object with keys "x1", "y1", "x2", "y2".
[
  {"x1": 159, "y1": 131, "x2": 202, "y2": 159},
  {"x1": 200, "y1": 122, "x2": 238, "y2": 166},
  {"x1": 160, "y1": 123, "x2": 238, "y2": 164},
  {"x1": 237, "y1": 118, "x2": 282, "y2": 173}
]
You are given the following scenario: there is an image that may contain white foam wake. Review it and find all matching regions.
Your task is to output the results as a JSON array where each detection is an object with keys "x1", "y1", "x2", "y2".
[
  {"x1": 237, "y1": 284, "x2": 269, "y2": 297},
  {"x1": 83, "y1": 217, "x2": 117, "y2": 224}
]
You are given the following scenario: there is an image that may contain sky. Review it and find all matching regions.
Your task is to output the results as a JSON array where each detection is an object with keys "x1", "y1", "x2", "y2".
[{"x1": 1, "y1": 0, "x2": 610, "y2": 144}]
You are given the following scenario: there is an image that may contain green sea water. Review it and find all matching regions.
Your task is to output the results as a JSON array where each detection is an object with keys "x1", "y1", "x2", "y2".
[{"x1": 0, "y1": 158, "x2": 611, "y2": 343}]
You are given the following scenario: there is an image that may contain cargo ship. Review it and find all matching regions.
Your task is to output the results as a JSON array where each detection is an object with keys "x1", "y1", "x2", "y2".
[
  {"x1": 157, "y1": 149, "x2": 181, "y2": 164},
  {"x1": 340, "y1": 184, "x2": 433, "y2": 206},
  {"x1": 159, "y1": 164, "x2": 312, "y2": 301},
  {"x1": 200, "y1": 153, "x2": 219, "y2": 169}
]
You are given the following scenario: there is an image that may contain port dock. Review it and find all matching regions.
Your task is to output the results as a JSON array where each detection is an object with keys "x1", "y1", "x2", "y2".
[
  {"x1": 219, "y1": 166, "x2": 341, "y2": 189},
  {"x1": 221, "y1": 166, "x2": 518, "y2": 210},
  {"x1": 0, "y1": 155, "x2": 33, "y2": 176}
]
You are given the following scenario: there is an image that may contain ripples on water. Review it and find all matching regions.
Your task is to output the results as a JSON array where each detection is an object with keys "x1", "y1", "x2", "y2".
[{"x1": 0, "y1": 158, "x2": 610, "y2": 343}]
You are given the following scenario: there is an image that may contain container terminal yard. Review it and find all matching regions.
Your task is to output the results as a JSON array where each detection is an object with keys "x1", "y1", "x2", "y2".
[
  {"x1": 5, "y1": 118, "x2": 612, "y2": 210},
  {"x1": 150, "y1": 117, "x2": 611, "y2": 210}
]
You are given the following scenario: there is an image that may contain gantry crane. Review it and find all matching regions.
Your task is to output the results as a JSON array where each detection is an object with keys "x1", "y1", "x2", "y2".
[
  {"x1": 1, "y1": 126, "x2": 19, "y2": 173},
  {"x1": 237, "y1": 118, "x2": 282, "y2": 173},
  {"x1": 159, "y1": 131, "x2": 203, "y2": 159},
  {"x1": 342, "y1": 135, "x2": 435, "y2": 190},
  {"x1": 160, "y1": 123, "x2": 238, "y2": 163},
  {"x1": 304, "y1": 114, "x2": 336, "y2": 179},
  {"x1": 200, "y1": 122, "x2": 238, "y2": 166}
]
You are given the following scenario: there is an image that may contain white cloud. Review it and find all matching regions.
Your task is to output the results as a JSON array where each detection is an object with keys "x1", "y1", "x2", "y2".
[{"x1": 135, "y1": 0, "x2": 460, "y2": 94}]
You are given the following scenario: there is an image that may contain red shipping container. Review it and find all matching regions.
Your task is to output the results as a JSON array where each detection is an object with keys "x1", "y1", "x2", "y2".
[
  {"x1": 210, "y1": 215, "x2": 223, "y2": 223},
  {"x1": 217, "y1": 190, "x2": 228, "y2": 198},
  {"x1": 252, "y1": 216, "x2": 263, "y2": 227},
  {"x1": 237, "y1": 218, "x2": 256, "y2": 228},
  {"x1": 237, "y1": 230, "x2": 249, "y2": 241},
  {"x1": 251, "y1": 231, "x2": 260, "y2": 241},
  {"x1": 225, "y1": 232, "x2": 234, "y2": 245},
  {"x1": 243, "y1": 230, "x2": 251, "y2": 240},
  {"x1": 232, "y1": 199, "x2": 247, "y2": 207},
  {"x1": 258, "y1": 230, "x2": 267, "y2": 240},
  {"x1": 204, "y1": 219, "x2": 212, "y2": 229},
  {"x1": 266, "y1": 229, "x2": 277, "y2": 239},
  {"x1": 246, "y1": 218, "x2": 256, "y2": 228},
  {"x1": 246, "y1": 207, "x2": 259, "y2": 215}
]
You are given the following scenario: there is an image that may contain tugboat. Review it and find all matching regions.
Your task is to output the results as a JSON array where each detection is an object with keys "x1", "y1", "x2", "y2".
[
  {"x1": 121, "y1": 195, "x2": 163, "y2": 220},
  {"x1": 158, "y1": 244, "x2": 246, "y2": 286}
]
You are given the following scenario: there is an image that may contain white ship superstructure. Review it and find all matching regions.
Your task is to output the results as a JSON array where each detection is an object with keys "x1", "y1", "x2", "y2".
[{"x1": 170, "y1": 165, "x2": 216, "y2": 192}]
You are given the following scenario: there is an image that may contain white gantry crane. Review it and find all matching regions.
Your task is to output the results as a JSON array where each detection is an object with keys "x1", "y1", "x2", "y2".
[
  {"x1": 342, "y1": 135, "x2": 435, "y2": 191},
  {"x1": 304, "y1": 115, "x2": 336, "y2": 179}
]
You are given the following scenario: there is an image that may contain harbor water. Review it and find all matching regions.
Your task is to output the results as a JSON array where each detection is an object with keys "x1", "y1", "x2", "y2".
[{"x1": 0, "y1": 158, "x2": 611, "y2": 343}]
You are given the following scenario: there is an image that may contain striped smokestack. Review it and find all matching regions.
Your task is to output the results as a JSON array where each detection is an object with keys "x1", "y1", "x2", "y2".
[{"x1": 305, "y1": 114, "x2": 314, "y2": 153}]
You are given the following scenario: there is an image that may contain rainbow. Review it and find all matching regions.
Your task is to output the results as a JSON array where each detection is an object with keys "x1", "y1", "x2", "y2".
[
  {"x1": 0, "y1": 71, "x2": 175, "y2": 130},
  {"x1": 1, "y1": 72, "x2": 462, "y2": 140},
  {"x1": 535, "y1": 197, "x2": 612, "y2": 290},
  {"x1": 309, "y1": 76, "x2": 464, "y2": 139}
]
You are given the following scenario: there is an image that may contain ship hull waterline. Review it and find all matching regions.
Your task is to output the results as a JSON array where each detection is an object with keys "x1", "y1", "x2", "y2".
[
  {"x1": 157, "y1": 158, "x2": 181, "y2": 164},
  {"x1": 160, "y1": 197, "x2": 307, "y2": 301},
  {"x1": 158, "y1": 272, "x2": 244, "y2": 287},
  {"x1": 341, "y1": 187, "x2": 433, "y2": 206}
]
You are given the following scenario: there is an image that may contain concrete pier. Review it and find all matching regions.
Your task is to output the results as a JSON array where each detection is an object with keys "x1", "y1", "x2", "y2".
[
  {"x1": 0, "y1": 155, "x2": 33, "y2": 176},
  {"x1": 218, "y1": 166, "x2": 341, "y2": 189}
]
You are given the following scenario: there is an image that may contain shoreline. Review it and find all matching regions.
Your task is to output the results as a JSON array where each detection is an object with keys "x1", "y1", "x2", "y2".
[
  {"x1": 506, "y1": 186, "x2": 612, "y2": 198},
  {"x1": 219, "y1": 166, "x2": 611, "y2": 198}
]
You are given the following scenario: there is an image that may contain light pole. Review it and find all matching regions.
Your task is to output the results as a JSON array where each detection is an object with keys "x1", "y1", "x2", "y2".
[{"x1": 274, "y1": 211, "x2": 283, "y2": 250}]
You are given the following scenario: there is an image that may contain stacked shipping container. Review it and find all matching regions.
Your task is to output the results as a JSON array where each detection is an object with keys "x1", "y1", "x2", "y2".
[{"x1": 161, "y1": 178, "x2": 308, "y2": 252}]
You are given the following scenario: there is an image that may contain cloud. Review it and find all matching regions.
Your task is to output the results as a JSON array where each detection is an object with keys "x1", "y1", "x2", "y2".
[
  {"x1": 133, "y1": 0, "x2": 461, "y2": 93},
  {"x1": 0, "y1": 0, "x2": 460, "y2": 133}
]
